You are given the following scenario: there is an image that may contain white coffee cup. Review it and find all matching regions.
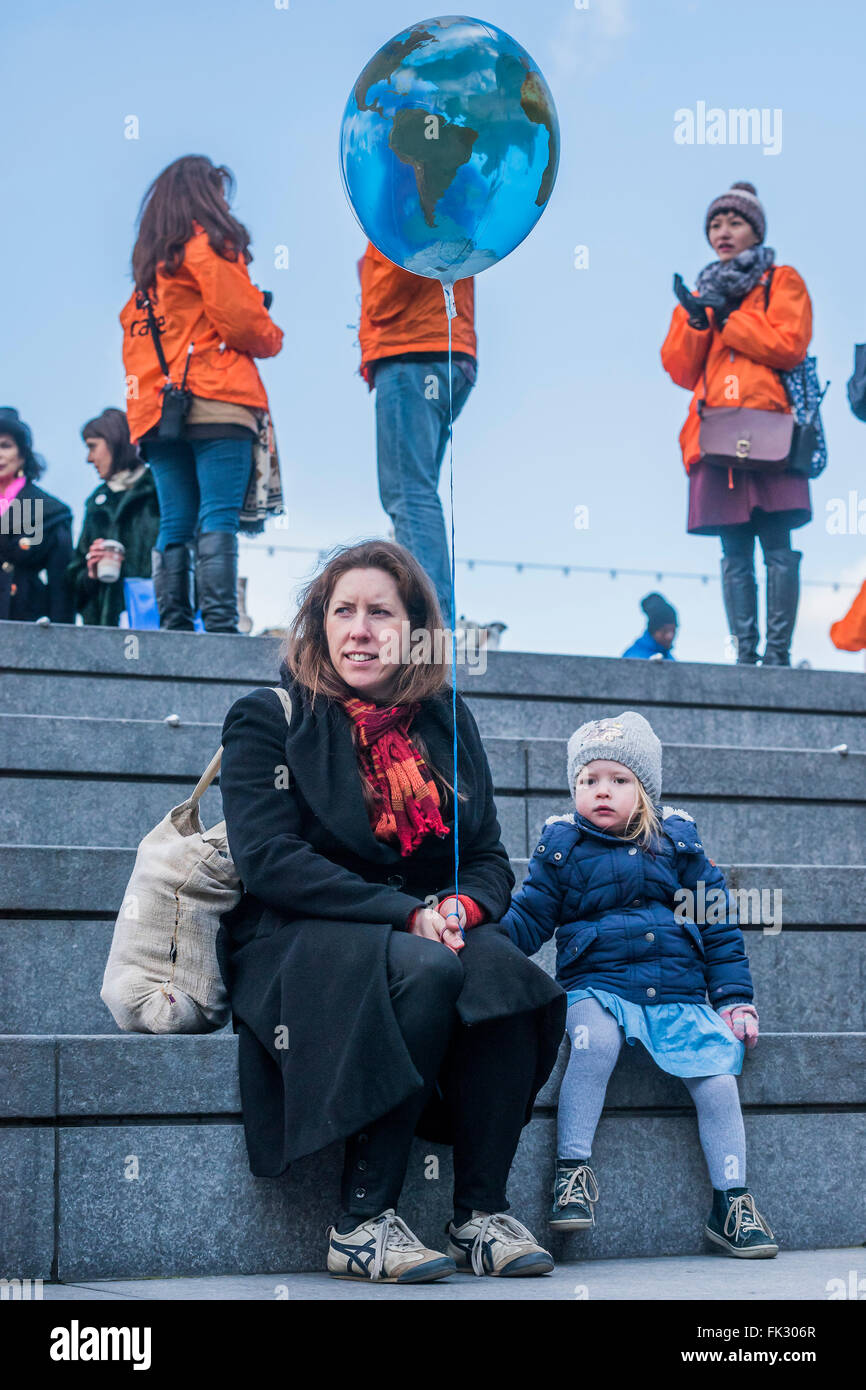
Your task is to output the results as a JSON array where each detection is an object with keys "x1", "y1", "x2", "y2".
[{"x1": 97, "y1": 540, "x2": 126, "y2": 583}]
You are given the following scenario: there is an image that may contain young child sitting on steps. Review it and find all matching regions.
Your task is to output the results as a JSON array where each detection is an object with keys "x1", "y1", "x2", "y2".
[{"x1": 500, "y1": 711, "x2": 777, "y2": 1259}]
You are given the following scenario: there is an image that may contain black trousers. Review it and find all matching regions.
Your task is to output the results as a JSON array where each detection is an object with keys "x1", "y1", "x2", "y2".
[
  {"x1": 718, "y1": 509, "x2": 792, "y2": 561},
  {"x1": 339, "y1": 931, "x2": 539, "y2": 1222}
]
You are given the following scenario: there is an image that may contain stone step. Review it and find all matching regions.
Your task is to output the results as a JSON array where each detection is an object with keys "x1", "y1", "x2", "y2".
[
  {"x1": 4, "y1": 714, "x2": 864, "y2": 798},
  {"x1": 2, "y1": 716, "x2": 864, "y2": 862},
  {"x1": 4, "y1": 622, "x2": 865, "y2": 748},
  {"x1": 3, "y1": 916, "x2": 863, "y2": 1037},
  {"x1": 32, "y1": 1248, "x2": 866, "y2": 1301},
  {"x1": 1, "y1": 784, "x2": 861, "y2": 863},
  {"x1": 2, "y1": 844, "x2": 862, "y2": 922},
  {"x1": 3, "y1": 1032, "x2": 863, "y2": 1278}
]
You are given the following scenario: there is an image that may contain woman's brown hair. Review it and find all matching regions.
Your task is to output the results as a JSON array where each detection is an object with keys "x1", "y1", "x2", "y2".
[
  {"x1": 284, "y1": 539, "x2": 467, "y2": 813},
  {"x1": 131, "y1": 155, "x2": 253, "y2": 295},
  {"x1": 80, "y1": 408, "x2": 140, "y2": 477}
]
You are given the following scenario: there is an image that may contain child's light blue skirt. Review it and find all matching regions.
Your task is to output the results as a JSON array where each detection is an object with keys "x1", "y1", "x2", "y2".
[{"x1": 566, "y1": 987, "x2": 745, "y2": 1077}]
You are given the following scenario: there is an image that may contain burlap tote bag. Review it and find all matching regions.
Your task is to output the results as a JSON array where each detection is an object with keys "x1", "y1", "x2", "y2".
[{"x1": 101, "y1": 686, "x2": 293, "y2": 1033}]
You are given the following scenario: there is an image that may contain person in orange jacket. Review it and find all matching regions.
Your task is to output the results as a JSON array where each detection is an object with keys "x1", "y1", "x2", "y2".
[
  {"x1": 661, "y1": 182, "x2": 813, "y2": 666},
  {"x1": 358, "y1": 243, "x2": 476, "y2": 626},
  {"x1": 121, "y1": 156, "x2": 283, "y2": 632},
  {"x1": 830, "y1": 581, "x2": 866, "y2": 655}
]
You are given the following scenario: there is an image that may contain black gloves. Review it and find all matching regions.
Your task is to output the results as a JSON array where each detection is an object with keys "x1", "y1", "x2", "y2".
[
  {"x1": 673, "y1": 274, "x2": 735, "y2": 331},
  {"x1": 673, "y1": 274, "x2": 709, "y2": 329}
]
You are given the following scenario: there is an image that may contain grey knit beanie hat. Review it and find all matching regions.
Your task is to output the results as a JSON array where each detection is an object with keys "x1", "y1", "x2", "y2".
[
  {"x1": 704, "y1": 181, "x2": 766, "y2": 244},
  {"x1": 567, "y1": 711, "x2": 662, "y2": 804}
]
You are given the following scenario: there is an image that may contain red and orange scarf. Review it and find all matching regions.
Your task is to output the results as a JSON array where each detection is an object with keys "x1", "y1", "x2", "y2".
[{"x1": 343, "y1": 697, "x2": 450, "y2": 856}]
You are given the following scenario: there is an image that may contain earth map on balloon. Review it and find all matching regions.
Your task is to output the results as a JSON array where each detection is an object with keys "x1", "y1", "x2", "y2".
[{"x1": 340, "y1": 16, "x2": 560, "y2": 283}]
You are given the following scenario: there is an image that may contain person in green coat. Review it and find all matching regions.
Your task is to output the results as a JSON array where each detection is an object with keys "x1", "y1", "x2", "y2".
[{"x1": 67, "y1": 408, "x2": 161, "y2": 626}]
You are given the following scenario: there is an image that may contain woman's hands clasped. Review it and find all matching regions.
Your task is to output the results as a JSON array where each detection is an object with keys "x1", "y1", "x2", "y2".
[{"x1": 408, "y1": 898, "x2": 466, "y2": 954}]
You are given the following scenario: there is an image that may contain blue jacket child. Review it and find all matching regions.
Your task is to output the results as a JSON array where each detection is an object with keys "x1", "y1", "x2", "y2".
[
  {"x1": 500, "y1": 711, "x2": 777, "y2": 1259},
  {"x1": 501, "y1": 800, "x2": 751, "y2": 1008}
]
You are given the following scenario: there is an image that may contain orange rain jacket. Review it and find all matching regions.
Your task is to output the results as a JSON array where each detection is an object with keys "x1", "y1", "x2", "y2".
[
  {"x1": 120, "y1": 223, "x2": 284, "y2": 443},
  {"x1": 661, "y1": 264, "x2": 812, "y2": 471},
  {"x1": 830, "y1": 581, "x2": 866, "y2": 652},
  {"x1": 358, "y1": 242, "x2": 476, "y2": 387}
]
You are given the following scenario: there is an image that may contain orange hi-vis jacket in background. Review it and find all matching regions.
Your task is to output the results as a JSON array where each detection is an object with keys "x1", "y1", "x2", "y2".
[
  {"x1": 660, "y1": 264, "x2": 812, "y2": 471},
  {"x1": 830, "y1": 581, "x2": 866, "y2": 652},
  {"x1": 358, "y1": 242, "x2": 476, "y2": 387},
  {"x1": 120, "y1": 224, "x2": 284, "y2": 443}
]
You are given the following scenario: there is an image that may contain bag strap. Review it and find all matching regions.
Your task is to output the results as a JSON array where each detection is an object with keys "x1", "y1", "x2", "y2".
[
  {"x1": 143, "y1": 294, "x2": 194, "y2": 387},
  {"x1": 189, "y1": 686, "x2": 294, "y2": 807},
  {"x1": 143, "y1": 296, "x2": 172, "y2": 381}
]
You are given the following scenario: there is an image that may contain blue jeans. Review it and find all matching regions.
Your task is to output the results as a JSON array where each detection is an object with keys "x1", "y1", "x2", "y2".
[
  {"x1": 374, "y1": 358, "x2": 475, "y2": 626},
  {"x1": 145, "y1": 436, "x2": 253, "y2": 548}
]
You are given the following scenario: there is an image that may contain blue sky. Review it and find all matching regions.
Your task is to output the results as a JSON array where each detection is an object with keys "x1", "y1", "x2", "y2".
[{"x1": 4, "y1": 0, "x2": 865, "y2": 669}]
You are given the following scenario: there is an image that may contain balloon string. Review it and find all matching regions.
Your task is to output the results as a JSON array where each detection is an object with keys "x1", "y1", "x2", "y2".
[{"x1": 443, "y1": 281, "x2": 461, "y2": 940}]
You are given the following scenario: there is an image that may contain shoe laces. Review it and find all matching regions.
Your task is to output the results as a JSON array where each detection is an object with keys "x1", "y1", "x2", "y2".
[
  {"x1": 557, "y1": 1164, "x2": 599, "y2": 1213},
  {"x1": 370, "y1": 1210, "x2": 424, "y2": 1280},
  {"x1": 723, "y1": 1193, "x2": 774, "y2": 1241},
  {"x1": 467, "y1": 1212, "x2": 538, "y2": 1277}
]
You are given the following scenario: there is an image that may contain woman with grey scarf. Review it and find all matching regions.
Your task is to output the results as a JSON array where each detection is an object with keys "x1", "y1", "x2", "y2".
[{"x1": 662, "y1": 182, "x2": 813, "y2": 666}]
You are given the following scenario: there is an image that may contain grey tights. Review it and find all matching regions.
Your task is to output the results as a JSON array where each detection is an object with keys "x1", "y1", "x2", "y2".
[{"x1": 558, "y1": 997, "x2": 746, "y2": 1189}]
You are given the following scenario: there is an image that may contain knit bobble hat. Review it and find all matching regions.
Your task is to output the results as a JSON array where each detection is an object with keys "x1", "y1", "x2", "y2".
[
  {"x1": 641, "y1": 591, "x2": 677, "y2": 632},
  {"x1": 704, "y1": 181, "x2": 766, "y2": 244},
  {"x1": 567, "y1": 711, "x2": 663, "y2": 804}
]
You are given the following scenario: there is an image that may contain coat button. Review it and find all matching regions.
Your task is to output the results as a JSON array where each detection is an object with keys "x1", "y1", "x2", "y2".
[
  {"x1": 354, "y1": 1187, "x2": 367, "y2": 1200},
  {"x1": 387, "y1": 874, "x2": 404, "y2": 889},
  {"x1": 357, "y1": 1134, "x2": 368, "y2": 1144},
  {"x1": 632, "y1": 898, "x2": 641, "y2": 906},
  {"x1": 695, "y1": 842, "x2": 702, "y2": 849},
  {"x1": 553, "y1": 851, "x2": 562, "y2": 861},
  {"x1": 356, "y1": 1159, "x2": 367, "y2": 1172},
  {"x1": 645, "y1": 932, "x2": 655, "y2": 942},
  {"x1": 537, "y1": 844, "x2": 546, "y2": 853},
  {"x1": 646, "y1": 987, "x2": 656, "y2": 997},
  {"x1": 628, "y1": 847, "x2": 638, "y2": 856},
  {"x1": 677, "y1": 841, "x2": 686, "y2": 848}
]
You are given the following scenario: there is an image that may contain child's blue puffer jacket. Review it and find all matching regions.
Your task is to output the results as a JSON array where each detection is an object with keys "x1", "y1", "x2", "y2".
[{"x1": 500, "y1": 808, "x2": 753, "y2": 1008}]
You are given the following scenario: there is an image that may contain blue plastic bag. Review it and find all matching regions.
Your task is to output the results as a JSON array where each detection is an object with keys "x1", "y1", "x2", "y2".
[{"x1": 122, "y1": 577, "x2": 205, "y2": 631}]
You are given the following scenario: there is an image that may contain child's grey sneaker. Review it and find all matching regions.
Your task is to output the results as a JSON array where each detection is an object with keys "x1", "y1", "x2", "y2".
[
  {"x1": 327, "y1": 1208, "x2": 457, "y2": 1282},
  {"x1": 446, "y1": 1210, "x2": 554, "y2": 1276},
  {"x1": 549, "y1": 1160, "x2": 599, "y2": 1231},
  {"x1": 704, "y1": 1188, "x2": 778, "y2": 1259}
]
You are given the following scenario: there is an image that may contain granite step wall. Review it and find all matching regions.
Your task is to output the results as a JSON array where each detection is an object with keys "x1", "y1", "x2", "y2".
[{"x1": 2, "y1": 1032, "x2": 864, "y2": 1280}]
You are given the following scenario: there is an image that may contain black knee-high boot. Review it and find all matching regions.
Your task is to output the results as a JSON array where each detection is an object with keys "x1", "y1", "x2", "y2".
[
  {"x1": 762, "y1": 549, "x2": 801, "y2": 666},
  {"x1": 151, "y1": 544, "x2": 195, "y2": 631},
  {"x1": 720, "y1": 554, "x2": 759, "y2": 665},
  {"x1": 195, "y1": 531, "x2": 239, "y2": 633}
]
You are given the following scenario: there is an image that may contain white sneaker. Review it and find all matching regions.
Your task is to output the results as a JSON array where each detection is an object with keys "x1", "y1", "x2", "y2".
[
  {"x1": 327, "y1": 1209, "x2": 457, "y2": 1283},
  {"x1": 446, "y1": 1210, "x2": 554, "y2": 1277}
]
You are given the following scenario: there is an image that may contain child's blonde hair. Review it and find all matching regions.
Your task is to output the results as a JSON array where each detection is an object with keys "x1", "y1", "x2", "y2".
[{"x1": 620, "y1": 776, "x2": 661, "y2": 849}]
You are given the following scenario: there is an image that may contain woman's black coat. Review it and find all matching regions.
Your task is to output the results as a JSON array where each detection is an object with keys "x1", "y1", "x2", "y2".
[
  {"x1": 0, "y1": 481, "x2": 74, "y2": 623},
  {"x1": 216, "y1": 662, "x2": 565, "y2": 1177}
]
